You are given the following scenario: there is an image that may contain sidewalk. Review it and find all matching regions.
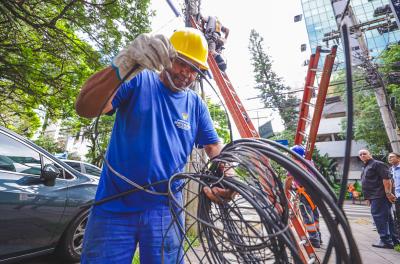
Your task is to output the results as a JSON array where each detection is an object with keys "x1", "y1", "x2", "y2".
[{"x1": 316, "y1": 201, "x2": 399, "y2": 263}]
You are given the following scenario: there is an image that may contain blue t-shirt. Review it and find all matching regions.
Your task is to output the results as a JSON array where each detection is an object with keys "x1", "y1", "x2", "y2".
[{"x1": 95, "y1": 70, "x2": 219, "y2": 212}]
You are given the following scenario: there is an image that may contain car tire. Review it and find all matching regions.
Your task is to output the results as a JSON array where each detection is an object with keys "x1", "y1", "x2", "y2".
[{"x1": 56, "y1": 209, "x2": 89, "y2": 262}]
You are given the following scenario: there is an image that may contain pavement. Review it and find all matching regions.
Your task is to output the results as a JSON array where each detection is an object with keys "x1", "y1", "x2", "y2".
[
  {"x1": 24, "y1": 200, "x2": 399, "y2": 263},
  {"x1": 315, "y1": 200, "x2": 399, "y2": 264}
]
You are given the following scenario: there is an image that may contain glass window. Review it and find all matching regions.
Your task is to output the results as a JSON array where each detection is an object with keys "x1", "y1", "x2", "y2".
[
  {"x1": 0, "y1": 132, "x2": 41, "y2": 175},
  {"x1": 65, "y1": 161, "x2": 82, "y2": 172},
  {"x1": 84, "y1": 164, "x2": 101, "y2": 176}
]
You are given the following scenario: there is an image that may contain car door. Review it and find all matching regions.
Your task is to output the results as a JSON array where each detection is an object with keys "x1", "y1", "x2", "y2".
[{"x1": 0, "y1": 131, "x2": 67, "y2": 256}]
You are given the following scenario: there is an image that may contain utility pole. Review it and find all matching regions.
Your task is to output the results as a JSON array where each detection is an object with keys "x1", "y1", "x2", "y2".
[{"x1": 330, "y1": 0, "x2": 400, "y2": 152}]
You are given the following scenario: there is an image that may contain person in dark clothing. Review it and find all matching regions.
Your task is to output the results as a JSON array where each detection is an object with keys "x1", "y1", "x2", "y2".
[{"x1": 359, "y1": 149, "x2": 399, "y2": 249}]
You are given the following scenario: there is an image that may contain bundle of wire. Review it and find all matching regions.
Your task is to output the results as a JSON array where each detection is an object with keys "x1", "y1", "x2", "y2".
[{"x1": 163, "y1": 138, "x2": 361, "y2": 264}]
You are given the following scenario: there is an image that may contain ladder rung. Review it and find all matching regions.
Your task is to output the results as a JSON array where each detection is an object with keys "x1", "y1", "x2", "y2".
[
  {"x1": 304, "y1": 102, "x2": 315, "y2": 107},
  {"x1": 299, "y1": 239, "x2": 307, "y2": 245},
  {"x1": 301, "y1": 117, "x2": 312, "y2": 123},
  {"x1": 309, "y1": 68, "x2": 318, "y2": 72},
  {"x1": 306, "y1": 86, "x2": 317, "y2": 90},
  {"x1": 299, "y1": 131, "x2": 308, "y2": 137}
]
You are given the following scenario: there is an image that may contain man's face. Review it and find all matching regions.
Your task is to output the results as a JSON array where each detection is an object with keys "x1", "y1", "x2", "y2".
[
  {"x1": 388, "y1": 154, "x2": 400, "y2": 166},
  {"x1": 358, "y1": 150, "x2": 372, "y2": 163},
  {"x1": 166, "y1": 57, "x2": 199, "y2": 89}
]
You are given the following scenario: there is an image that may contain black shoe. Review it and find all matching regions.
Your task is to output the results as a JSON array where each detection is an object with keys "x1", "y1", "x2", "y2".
[{"x1": 372, "y1": 241, "x2": 394, "y2": 249}]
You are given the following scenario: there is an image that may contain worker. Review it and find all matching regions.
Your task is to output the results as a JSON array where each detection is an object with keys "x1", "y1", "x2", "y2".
[
  {"x1": 285, "y1": 145, "x2": 322, "y2": 248},
  {"x1": 75, "y1": 28, "x2": 235, "y2": 263},
  {"x1": 348, "y1": 183, "x2": 356, "y2": 204},
  {"x1": 199, "y1": 15, "x2": 229, "y2": 72}
]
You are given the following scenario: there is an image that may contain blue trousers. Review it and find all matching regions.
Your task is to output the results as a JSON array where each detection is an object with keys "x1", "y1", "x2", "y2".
[
  {"x1": 370, "y1": 197, "x2": 397, "y2": 245},
  {"x1": 81, "y1": 200, "x2": 184, "y2": 264}
]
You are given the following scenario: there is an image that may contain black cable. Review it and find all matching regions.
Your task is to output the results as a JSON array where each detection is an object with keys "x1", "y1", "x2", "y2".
[{"x1": 164, "y1": 138, "x2": 361, "y2": 263}]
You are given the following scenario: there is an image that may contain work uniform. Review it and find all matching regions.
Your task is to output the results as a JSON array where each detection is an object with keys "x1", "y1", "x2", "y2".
[
  {"x1": 203, "y1": 16, "x2": 228, "y2": 72},
  {"x1": 288, "y1": 159, "x2": 321, "y2": 247},
  {"x1": 297, "y1": 186, "x2": 321, "y2": 245},
  {"x1": 81, "y1": 70, "x2": 219, "y2": 263}
]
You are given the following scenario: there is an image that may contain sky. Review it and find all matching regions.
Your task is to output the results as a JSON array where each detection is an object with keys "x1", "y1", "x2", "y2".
[{"x1": 150, "y1": 0, "x2": 311, "y2": 138}]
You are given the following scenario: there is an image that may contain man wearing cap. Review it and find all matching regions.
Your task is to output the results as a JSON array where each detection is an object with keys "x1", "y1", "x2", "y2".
[
  {"x1": 285, "y1": 145, "x2": 321, "y2": 248},
  {"x1": 359, "y1": 149, "x2": 398, "y2": 249},
  {"x1": 76, "y1": 28, "x2": 231, "y2": 263}
]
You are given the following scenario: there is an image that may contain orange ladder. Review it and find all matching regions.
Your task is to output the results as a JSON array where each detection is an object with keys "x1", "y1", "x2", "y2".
[
  {"x1": 189, "y1": 16, "x2": 320, "y2": 263},
  {"x1": 294, "y1": 46, "x2": 337, "y2": 160}
]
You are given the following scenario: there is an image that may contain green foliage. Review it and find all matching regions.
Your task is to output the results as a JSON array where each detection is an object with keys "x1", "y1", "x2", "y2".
[
  {"x1": 248, "y1": 30, "x2": 299, "y2": 130},
  {"x1": 331, "y1": 69, "x2": 390, "y2": 152},
  {"x1": 0, "y1": 0, "x2": 152, "y2": 136},
  {"x1": 395, "y1": 244, "x2": 400, "y2": 252},
  {"x1": 61, "y1": 114, "x2": 114, "y2": 167},
  {"x1": 206, "y1": 98, "x2": 230, "y2": 143},
  {"x1": 33, "y1": 134, "x2": 65, "y2": 154},
  {"x1": 271, "y1": 130, "x2": 295, "y2": 147},
  {"x1": 132, "y1": 250, "x2": 140, "y2": 264},
  {"x1": 381, "y1": 44, "x2": 400, "y2": 127},
  {"x1": 311, "y1": 148, "x2": 338, "y2": 186}
]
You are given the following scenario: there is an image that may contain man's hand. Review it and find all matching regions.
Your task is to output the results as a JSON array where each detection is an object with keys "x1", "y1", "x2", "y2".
[
  {"x1": 203, "y1": 186, "x2": 237, "y2": 204},
  {"x1": 386, "y1": 192, "x2": 396, "y2": 203},
  {"x1": 112, "y1": 34, "x2": 177, "y2": 80}
]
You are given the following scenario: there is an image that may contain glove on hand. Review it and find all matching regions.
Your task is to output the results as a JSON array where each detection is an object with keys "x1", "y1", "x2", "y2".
[{"x1": 112, "y1": 34, "x2": 177, "y2": 80}]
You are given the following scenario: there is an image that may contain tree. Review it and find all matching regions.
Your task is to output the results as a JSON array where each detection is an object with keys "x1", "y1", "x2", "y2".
[
  {"x1": 248, "y1": 30, "x2": 299, "y2": 130},
  {"x1": 33, "y1": 134, "x2": 65, "y2": 154},
  {"x1": 311, "y1": 148, "x2": 338, "y2": 186},
  {"x1": 381, "y1": 44, "x2": 400, "y2": 127},
  {"x1": 329, "y1": 44, "x2": 400, "y2": 153},
  {"x1": 0, "y1": 0, "x2": 153, "y2": 137},
  {"x1": 206, "y1": 98, "x2": 230, "y2": 143}
]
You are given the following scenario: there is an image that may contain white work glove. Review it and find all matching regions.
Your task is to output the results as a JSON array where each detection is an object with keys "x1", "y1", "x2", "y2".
[{"x1": 112, "y1": 33, "x2": 177, "y2": 80}]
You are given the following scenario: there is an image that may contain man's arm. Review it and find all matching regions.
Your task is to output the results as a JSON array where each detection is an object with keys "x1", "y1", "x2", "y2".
[
  {"x1": 75, "y1": 34, "x2": 176, "y2": 118},
  {"x1": 75, "y1": 67, "x2": 119, "y2": 118},
  {"x1": 383, "y1": 178, "x2": 396, "y2": 203},
  {"x1": 204, "y1": 142, "x2": 223, "y2": 159},
  {"x1": 222, "y1": 26, "x2": 229, "y2": 39}
]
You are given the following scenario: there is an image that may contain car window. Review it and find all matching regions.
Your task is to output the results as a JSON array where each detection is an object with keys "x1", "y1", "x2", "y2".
[
  {"x1": 65, "y1": 161, "x2": 82, "y2": 172},
  {"x1": 84, "y1": 164, "x2": 101, "y2": 176},
  {"x1": 0, "y1": 132, "x2": 41, "y2": 176}
]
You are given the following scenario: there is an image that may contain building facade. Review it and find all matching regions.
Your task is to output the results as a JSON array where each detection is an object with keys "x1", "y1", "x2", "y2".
[
  {"x1": 314, "y1": 96, "x2": 366, "y2": 180},
  {"x1": 301, "y1": 0, "x2": 400, "y2": 67}
]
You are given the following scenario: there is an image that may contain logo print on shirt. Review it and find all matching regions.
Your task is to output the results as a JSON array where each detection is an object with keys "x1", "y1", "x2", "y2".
[{"x1": 174, "y1": 112, "x2": 191, "y2": 130}]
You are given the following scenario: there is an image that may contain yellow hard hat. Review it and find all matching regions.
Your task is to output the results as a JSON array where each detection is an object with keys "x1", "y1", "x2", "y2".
[{"x1": 170, "y1": 28, "x2": 209, "y2": 70}]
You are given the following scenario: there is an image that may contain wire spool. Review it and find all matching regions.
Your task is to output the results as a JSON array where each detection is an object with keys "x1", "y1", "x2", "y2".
[{"x1": 164, "y1": 138, "x2": 361, "y2": 264}]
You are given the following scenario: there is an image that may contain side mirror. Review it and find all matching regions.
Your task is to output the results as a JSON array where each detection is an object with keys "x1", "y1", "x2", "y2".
[{"x1": 41, "y1": 164, "x2": 60, "y2": 186}]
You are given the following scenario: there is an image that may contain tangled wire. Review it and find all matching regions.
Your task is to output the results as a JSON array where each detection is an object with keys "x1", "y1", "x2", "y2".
[{"x1": 163, "y1": 138, "x2": 361, "y2": 264}]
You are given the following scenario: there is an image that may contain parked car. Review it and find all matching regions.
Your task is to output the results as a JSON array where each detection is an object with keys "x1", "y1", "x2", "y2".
[
  {"x1": 0, "y1": 126, "x2": 98, "y2": 263},
  {"x1": 62, "y1": 160, "x2": 102, "y2": 177}
]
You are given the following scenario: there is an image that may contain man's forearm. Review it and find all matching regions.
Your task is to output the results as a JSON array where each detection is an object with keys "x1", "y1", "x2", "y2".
[
  {"x1": 383, "y1": 179, "x2": 393, "y2": 194},
  {"x1": 75, "y1": 67, "x2": 119, "y2": 118},
  {"x1": 204, "y1": 142, "x2": 223, "y2": 159}
]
